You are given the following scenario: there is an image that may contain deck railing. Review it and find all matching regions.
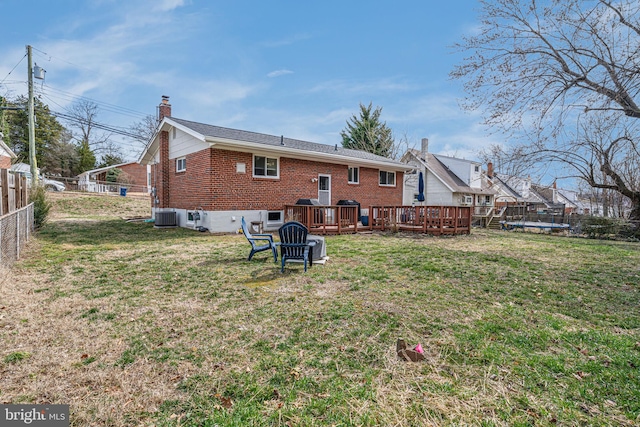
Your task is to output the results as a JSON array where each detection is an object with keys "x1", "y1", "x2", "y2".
[
  {"x1": 369, "y1": 205, "x2": 471, "y2": 235},
  {"x1": 284, "y1": 205, "x2": 359, "y2": 235},
  {"x1": 285, "y1": 204, "x2": 472, "y2": 235}
]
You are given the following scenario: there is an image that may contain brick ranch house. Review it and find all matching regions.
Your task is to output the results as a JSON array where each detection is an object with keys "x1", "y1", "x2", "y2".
[
  {"x1": 138, "y1": 97, "x2": 411, "y2": 233},
  {"x1": 77, "y1": 162, "x2": 151, "y2": 193},
  {"x1": 0, "y1": 133, "x2": 17, "y2": 169}
]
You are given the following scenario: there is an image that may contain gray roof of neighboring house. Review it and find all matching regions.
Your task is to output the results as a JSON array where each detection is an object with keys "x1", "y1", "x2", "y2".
[
  {"x1": 491, "y1": 173, "x2": 524, "y2": 199},
  {"x1": 77, "y1": 162, "x2": 139, "y2": 178},
  {"x1": 531, "y1": 184, "x2": 565, "y2": 209},
  {"x1": 494, "y1": 173, "x2": 567, "y2": 208},
  {"x1": 170, "y1": 117, "x2": 407, "y2": 166}
]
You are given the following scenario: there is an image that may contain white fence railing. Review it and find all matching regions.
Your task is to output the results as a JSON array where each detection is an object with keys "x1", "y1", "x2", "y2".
[{"x1": 0, "y1": 203, "x2": 34, "y2": 267}]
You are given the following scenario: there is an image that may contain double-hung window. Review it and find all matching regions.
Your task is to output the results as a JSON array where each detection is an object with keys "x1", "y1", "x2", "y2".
[
  {"x1": 348, "y1": 166, "x2": 359, "y2": 184},
  {"x1": 254, "y1": 155, "x2": 278, "y2": 178},
  {"x1": 379, "y1": 170, "x2": 395, "y2": 186},
  {"x1": 176, "y1": 157, "x2": 186, "y2": 172}
]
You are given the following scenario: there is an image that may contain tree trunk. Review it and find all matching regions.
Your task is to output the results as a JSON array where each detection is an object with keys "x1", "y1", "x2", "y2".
[{"x1": 629, "y1": 197, "x2": 640, "y2": 222}]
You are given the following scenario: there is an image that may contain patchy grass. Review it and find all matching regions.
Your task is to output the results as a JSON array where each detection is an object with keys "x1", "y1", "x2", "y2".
[{"x1": 1, "y1": 192, "x2": 639, "y2": 426}]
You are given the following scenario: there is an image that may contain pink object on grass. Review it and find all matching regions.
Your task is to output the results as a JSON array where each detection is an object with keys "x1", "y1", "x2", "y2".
[{"x1": 414, "y1": 343, "x2": 424, "y2": 354}]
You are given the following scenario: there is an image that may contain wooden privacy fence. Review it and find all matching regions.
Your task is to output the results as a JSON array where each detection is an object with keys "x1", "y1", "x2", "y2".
[
  {"x1": 0, "y1": 169, "x2": 33, "y2": 267},
  {"x1": 1, "y1": 169, "x2": 29, "y2": 215}
]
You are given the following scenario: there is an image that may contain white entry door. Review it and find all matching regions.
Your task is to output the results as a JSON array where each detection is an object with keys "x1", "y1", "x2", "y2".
[{"x1": 318, "y1": 175, "x2": 331, "y2": 205}]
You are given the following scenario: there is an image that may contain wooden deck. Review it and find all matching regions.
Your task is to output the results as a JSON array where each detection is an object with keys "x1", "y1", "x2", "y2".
[
  {"x1": 284, "y1": 205, "x2": 360, "y2": 235},
  {"x1": 369, "y1": 206, "x2": 471, "y2": 235},
  {"x1": 285, "y1": 205, "x2": 471, "y2": 236}
]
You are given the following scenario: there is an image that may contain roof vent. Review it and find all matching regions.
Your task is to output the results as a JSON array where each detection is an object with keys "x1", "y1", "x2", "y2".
[
  {"x1": 334, "y1": 144, "x2": 338, "y2": 151},
  {"x1": 280, "y1": 135, "x2": 285, "y2": 146}
]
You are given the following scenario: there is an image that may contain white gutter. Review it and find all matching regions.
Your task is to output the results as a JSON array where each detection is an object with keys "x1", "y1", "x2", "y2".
[{"x1": 205, "y1": 136, "x2": 410, "y2": 171}]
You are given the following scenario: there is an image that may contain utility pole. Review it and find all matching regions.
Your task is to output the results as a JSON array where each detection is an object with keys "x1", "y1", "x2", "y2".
[{"x1": 27, "y1": 45, "x2": 38, "y2": 186}]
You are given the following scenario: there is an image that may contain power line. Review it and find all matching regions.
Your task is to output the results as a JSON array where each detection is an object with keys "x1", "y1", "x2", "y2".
[
  {"x1": 36, "y1": 85, "x2": 150, "y2": 120},
  {"x1": 50, "y1": 110, "x2": 150, "y2": 141},
  {"x1": 0, "y1": 53, "x2": 27, "y2": 88}
]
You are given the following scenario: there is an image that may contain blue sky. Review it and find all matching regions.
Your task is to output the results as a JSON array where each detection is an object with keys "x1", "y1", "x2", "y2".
[{"x1": 0, "y1": 0, "x2": 500, "y2": 163}]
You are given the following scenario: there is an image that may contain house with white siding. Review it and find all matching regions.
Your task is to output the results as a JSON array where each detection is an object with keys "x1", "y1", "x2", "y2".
[
  {"x1": 0, "y1": 133, "x2": 17, "y2": 169},
  {"x1": 402, "y1": 139, "x2": 496, "y2": 210}
]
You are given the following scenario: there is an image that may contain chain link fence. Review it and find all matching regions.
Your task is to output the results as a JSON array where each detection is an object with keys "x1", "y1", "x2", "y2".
[{"x1": 0, "y1": 203, "x2": 34, "y2": 267}]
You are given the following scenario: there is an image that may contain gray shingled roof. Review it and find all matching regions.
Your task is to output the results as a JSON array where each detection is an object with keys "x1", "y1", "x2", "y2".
[
  {"x1": 403, "y1": 151, "x2": 495, "y2": 195},
  {"x1": 171, "y1": 117, "x2": 406, "y2": 166}
]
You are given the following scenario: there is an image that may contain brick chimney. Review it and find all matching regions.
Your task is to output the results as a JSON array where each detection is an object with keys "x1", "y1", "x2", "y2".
[
  {"x1": 156, "y1": 95, "x2": 171, "y2": 208},
  {"x1": 487, "y1": 162, "x2": 493, "y2": 178},
  {"x1": 158, "y1": 95, "x2": 171, "y2": 121}
]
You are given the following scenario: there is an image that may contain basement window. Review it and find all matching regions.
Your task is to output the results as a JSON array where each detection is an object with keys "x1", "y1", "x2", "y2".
[
  {"x1": 267, "y1": 211, "x2": 283, "y2": 225},
  {"x1": 186, "y1": 211, "x2": 201, "y2": 223},
  {"x1": 176, "y1": 157, "x2": 186, "y2": 172}
]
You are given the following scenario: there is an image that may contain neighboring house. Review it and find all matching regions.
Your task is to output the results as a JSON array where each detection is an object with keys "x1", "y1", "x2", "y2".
[
  {"x1": 555, "y1": 188, "x2": 590, "y2": 215},
  {"x1": 489, "y1": 172, "x2": 566, "y2": 215},
  {"x1": 402, "y1": 139, "x2": 496, "y2": 212},
  {"x1": 138, "y1": 97, "x2": 409, "y2": 233},
  {"x1": 78, "y1": 162, "x2": 151, "y2": 193},
  {"x1": 0, "y1": 133, "x2": 17, "y2": 169}
]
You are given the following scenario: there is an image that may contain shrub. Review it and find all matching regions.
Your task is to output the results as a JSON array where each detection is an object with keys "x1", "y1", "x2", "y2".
[
  {"x1": 30, "y1": 185, "x2": 51, "y2": 229},
  {"x1": 579, "y1": 215, "x2": 638, "y2": 240}
]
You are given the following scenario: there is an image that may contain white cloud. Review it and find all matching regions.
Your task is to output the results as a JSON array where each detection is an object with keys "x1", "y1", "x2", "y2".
[
  {"x1": 308, "y1": 77, "x2": 416, "y2": 95},
  {"x1": 267, "y1": 69, "x2": 294, "y2": 78},
  {"x1": 154, "y1": 0, "x2": 187, "y2": 12},
  {"x1": 172, "y1": 79, "x2": 260, "y2": 122}
]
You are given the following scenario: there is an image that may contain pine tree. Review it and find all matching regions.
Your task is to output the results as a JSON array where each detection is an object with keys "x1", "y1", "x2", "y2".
[
  {"x1": 340, "y1": 102, "x2": 394, "y2": 158},
  {"x1": 76, "y1": 139, "x2": 96, "y2": 173},
  {"x1": 3, "y1": 96, "x2": 66, "y2": 166}
]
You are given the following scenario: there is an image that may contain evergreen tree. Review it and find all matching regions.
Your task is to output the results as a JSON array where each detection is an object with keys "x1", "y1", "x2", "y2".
[
  {"x1": 3, "y1": 96, "x2": 66, "y2": 167},
  {"x1": 76, "y1": 139, "x2": 96, "y2": 173},
  {"x1": 340, "y1": 102, "x2": 394, "y2": 158},
  {"x1": 42, "y1": 135, "x2": 80, "y2": 177}
]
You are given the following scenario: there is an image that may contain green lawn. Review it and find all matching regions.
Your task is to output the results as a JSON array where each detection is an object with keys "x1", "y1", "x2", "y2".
[{"x1": 1, "y1": 192, "x2": 639, "y2": 426}]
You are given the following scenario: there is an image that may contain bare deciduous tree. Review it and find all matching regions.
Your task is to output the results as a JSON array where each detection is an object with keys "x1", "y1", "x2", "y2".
[
  {"x1": 476, "y1": 143, "x2": 540, "y2": 180},
  {"x1": 452, "y1": 0, "x2": 640, "y2": 220},
  {"x1": 65, "y1": 100, "x2": 110, "y2": 152},
  {"x1": 128, "y1": 115, "x2": 158, "y2": 153}
]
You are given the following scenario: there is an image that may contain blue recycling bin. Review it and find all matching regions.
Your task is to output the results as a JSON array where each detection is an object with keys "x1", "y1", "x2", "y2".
[{"x1": 120, "y1": 187, "x2": 127, "y2": 197}]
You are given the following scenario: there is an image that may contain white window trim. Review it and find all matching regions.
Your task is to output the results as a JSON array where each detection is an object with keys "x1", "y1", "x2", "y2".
[
  {"x1": 176, "y1": 157, "x2": 186, "y2": 172},
  {"x1": 348, "y1": 166, "x2": 359, "y2": 184},
  {"x1": 253, "y1": 154, "x2": 279, "y2": 178},
  {"x1": 379, "y1": 170, "x2": 396, "y2": 187},
  {"x1": 266, "y1": 210, "x2": 284, "y2": 225},
  {"x1": 186, "y1": 210, "x2": 200, "y2": 224}
]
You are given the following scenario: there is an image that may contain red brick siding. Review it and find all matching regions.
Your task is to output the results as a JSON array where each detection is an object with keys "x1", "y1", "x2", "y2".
[
  {"x1": 0, "y1": 156, "x2": 11, "y2": 169},
  {"x1": 168, "y1": 150, "x2": 213, "y2": 210},
  {"x1": 154, "y1": 146, "x2": 403, "y2": 210},
  {"x1": 119, "y1": 163, "x2": 147, "y2": 186},
  {"x1": 159, "y1": 130, "x2": 170, "y2": 207}
]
